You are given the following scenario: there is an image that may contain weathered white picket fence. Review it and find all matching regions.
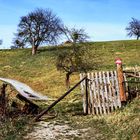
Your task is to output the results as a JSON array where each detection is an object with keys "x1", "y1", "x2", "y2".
[
  {"x1": 80, "y1": 71, "x2": 121, "y2": 115},
  {"x1": 80, "y1": 65, "x2": 140, "y2": 115}
]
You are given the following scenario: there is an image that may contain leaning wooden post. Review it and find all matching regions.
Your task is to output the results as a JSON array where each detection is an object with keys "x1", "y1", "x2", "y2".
[
  {"x1": 34, "y1": 76, "x2": 87, "y2": 121},
  {"x1": 115, "y1": 58, "x2": 127, "y2": 106}
]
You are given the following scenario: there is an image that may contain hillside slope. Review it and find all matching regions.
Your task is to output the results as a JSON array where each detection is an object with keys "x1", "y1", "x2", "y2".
[
  {"x1": 0, "y1": 40, "x2": 140, "y2": 97},
  {"x1": 0, "y1": 40, "x2": 140, "y2": 139}
]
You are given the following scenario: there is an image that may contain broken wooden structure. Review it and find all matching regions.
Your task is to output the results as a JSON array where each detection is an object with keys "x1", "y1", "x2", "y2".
[
  {"x1": 0, "y1": 78, "x2": 49, "y2": 116},
  {"x1": 0, "y1": 60, "x2": 139, "y2": 121}
]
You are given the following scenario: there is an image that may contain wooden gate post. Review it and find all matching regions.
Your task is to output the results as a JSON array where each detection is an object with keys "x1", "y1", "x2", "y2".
[
  {"x1": 115, "y1": 58, "x2": 127, "y2": 106},
  {"x1": 0, "y1": 83, "x2": 7, "y2": 118},
  {"x1": 85, "y1": 76, "x2": 88, "y2": 115}
]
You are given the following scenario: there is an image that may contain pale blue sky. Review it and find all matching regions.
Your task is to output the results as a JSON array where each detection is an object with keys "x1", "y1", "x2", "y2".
[{"x1": 0, "y1": 0, "x2": 140, "y2": 49}]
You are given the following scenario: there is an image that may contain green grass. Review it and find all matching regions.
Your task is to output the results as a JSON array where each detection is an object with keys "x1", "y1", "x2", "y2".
[
  {"x1": 0, "y1": 116, "x2": 32, "y2": 140},
  {"x1": 0, "y1": 40, "x2": 140, "y2": 139},
  {"x1": 52, "y1": 98, "x2": 140, "y2": 140}
]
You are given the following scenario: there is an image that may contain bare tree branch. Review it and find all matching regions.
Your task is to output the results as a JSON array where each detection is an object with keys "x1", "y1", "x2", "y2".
[
  {"x1": 61, "y1": 26, "x2": 89, "y2": 43},
  {"x1": 13, "y1": 8, "x2": 63, "y2": 55},
  {"x1": 126, "y1": 18, "x2": 140, "y2": 40}
]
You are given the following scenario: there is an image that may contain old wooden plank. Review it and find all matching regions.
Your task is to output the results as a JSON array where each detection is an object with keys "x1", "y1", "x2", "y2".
[
  {"x1": 103, "y1": 71, "x2": 110, "y2": 113},
  {"x1": 106, "y1": 71, "x2": 114, "y2": 112},
  {"x1": 87, "y1": 73, "x2": 94, "y2": 114},
  {"x1": 123, "y1": 72, "x2": 129, "y2": 101},
  {"x1": 16, "y1": 94, "x2": 39, "y2": 114},
  {"x1": 91, "y1": 72, "x2": 99, "y2": 115},
  {"x1": 99, "y1": 71, "x2": 106, "y2": 114},
  {"x1": 35, "y1": 76, "x2": 87, "y2": 121},
  {"x1": 95, "y1": 72, "x2": 103, "y2": 115},
  {"x1": 114, "y1": 71, "x2": 121, "y2": 108},
  {"x1": 80, "y1": 73, "x2": 86, "y2": 114},
  {"x1": 111, "y1": 71, "x2": 118, "y2": 109}
]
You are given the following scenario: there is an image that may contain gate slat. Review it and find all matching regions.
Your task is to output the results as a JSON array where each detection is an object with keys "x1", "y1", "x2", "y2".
[
  {"x1": 103, "y1": 71, "x2": 110, "y2": 113},
  {"x1": 95, "y1": 72, "x2": 103, "y2": 115},
  {"x1": 80, "y1": 73, "x2": 86, "y2": 114},
  {"x1": 91, "y1": 72, "x2": 99, "y2": 115},
  {"x1": 87, "y1": 73, "x2": 94, "y2": 114},
  {"x1": 114, "y1": 71, "x2": 121, "y2": 108},
  {"x1": 111, "y1": 71, "x2": 118, "y2": 109},
  {"x1": 123, "y1": 72, "x2": 129, "y2": 103},
  {"x1": 99, "y1": 72, "x2": 106, "y2": 114},
  {"x1": 106, "y1": 71, "x2": 114, "y2": 112}
]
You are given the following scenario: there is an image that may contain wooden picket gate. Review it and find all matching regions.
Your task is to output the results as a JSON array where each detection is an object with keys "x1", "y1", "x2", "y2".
[
  {"x1": 80, "y1": 65, "x2": 140, "y2": 115},
  {"x1": 80, "y1": 70, "x2": 121, "y2": 115}
]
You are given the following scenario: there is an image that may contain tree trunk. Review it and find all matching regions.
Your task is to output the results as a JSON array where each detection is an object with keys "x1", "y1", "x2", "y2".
[
  {"x1": 136, "y1": 36, "x2": 139, "y2": 40},
  {"x1": 32, "y1": 46, "x2": 38, "y2": 55},
  {"x1": 66, "y1": 72, "x2": 72, "y2": 89}
]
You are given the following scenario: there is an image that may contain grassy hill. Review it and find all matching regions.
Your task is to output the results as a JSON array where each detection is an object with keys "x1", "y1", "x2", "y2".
[
  {"x1": 0, "y1": 40, "x2": 140, "y2": 97},
  {"x1": 0, "y1": 40, "x2": 140, "y2": 139}
]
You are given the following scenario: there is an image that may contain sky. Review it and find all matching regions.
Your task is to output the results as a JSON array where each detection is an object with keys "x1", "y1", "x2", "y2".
[{"x1": 0, "y1": 0, "x2": 140, "y2": 49}]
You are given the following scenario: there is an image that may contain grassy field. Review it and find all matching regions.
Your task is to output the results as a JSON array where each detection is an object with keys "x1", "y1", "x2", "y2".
[
  {"x1": 0, "y1": 40, "x2": 140, "y2": 139},
  {"x1": 0, "y1": 40, "x2": 140, "y2": 97}
]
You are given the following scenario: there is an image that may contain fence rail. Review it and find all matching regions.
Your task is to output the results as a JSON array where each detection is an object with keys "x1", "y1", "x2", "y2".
[{"x1": 34, "y1": 76, "x2": 87, "y2": 121}]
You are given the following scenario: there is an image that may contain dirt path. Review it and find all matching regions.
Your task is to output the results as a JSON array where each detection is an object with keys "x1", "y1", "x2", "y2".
[{"x1": 24, "y1": 121, "x2": 92, "y2": 140}]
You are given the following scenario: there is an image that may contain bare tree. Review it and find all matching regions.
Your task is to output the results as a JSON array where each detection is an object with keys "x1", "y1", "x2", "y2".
[
  {"x1": 56, "y1": 43, "x2": 95, "y2": 89},
  {"x1": 56, "y1": 50, "x2": 75, "y2": 88},
  {"x1": 14, "y1": 8, "x2": 63, "y2": 55},
  {"x1": 126, "y1": 18, "x2": 140, "y2": 40},
  {"x1": 56, "y1": 27, "x2": 89, "y2": 88},
  {"x1": 56, "y1": 27, "x2": 91, "y2": 88},
  {"x1": 62, "y1": 26, "x2": 89, "y2": 43}
]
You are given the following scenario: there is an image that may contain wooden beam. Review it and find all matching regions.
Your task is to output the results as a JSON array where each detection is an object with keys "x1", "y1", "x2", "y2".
[
  {"x1": 125, "y1": 73, "x2": 140, "y2": 78},
  {"x1": 34, "y1": 76, "x2": 87, "y2": 121},
  {"x1": 16, "y1": 94, "x2": 39, "y2": 114}
]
